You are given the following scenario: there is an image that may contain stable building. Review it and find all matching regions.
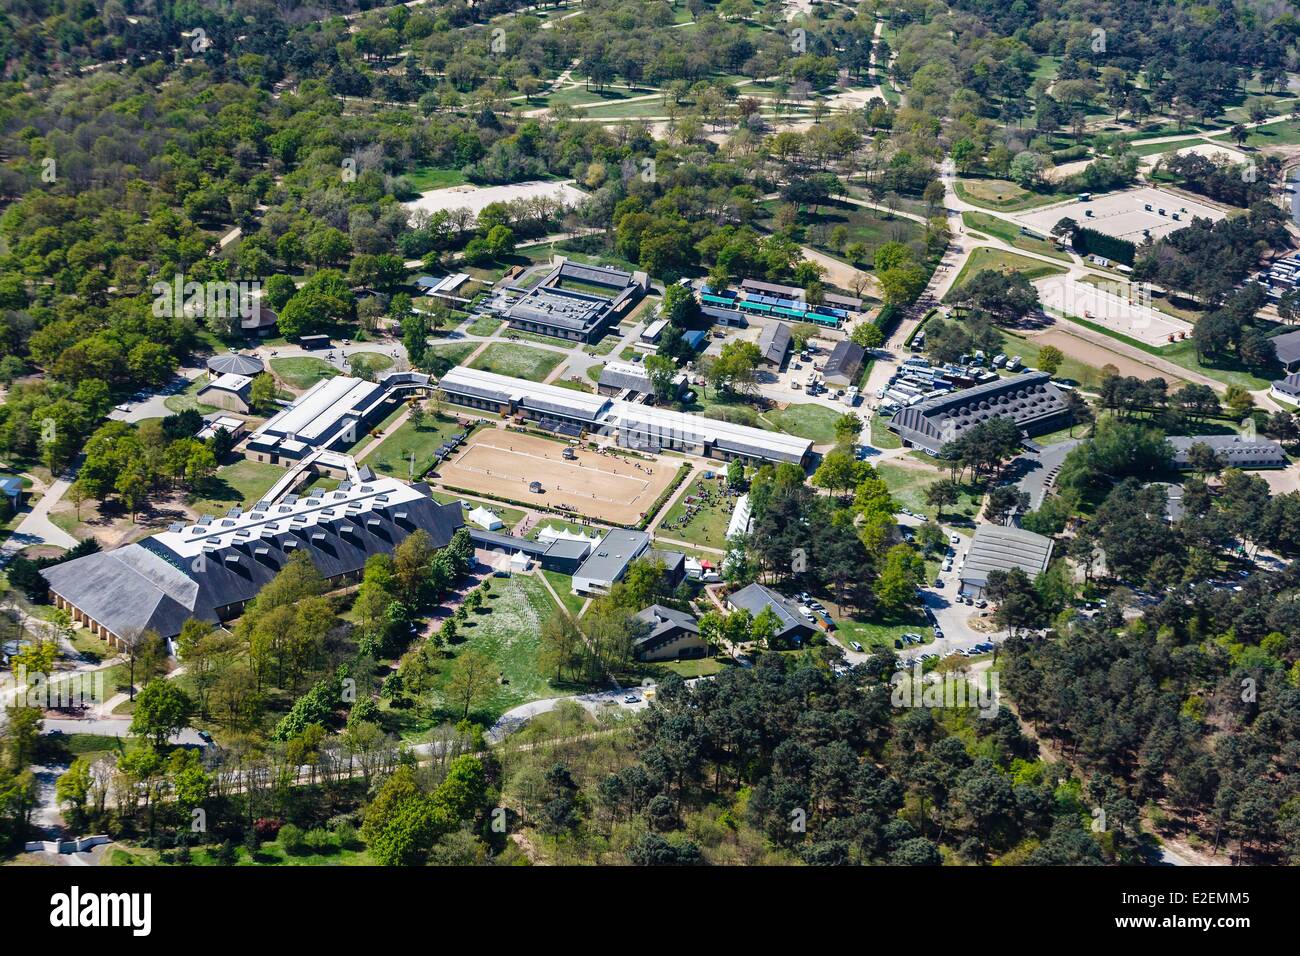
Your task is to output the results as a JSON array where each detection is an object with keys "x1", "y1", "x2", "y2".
[
  {"x1": 197, "y1": 373, "x2": 254, "y2": 413},
  {"x1": 756, "y1": 322, "x2": 792, "y2": 368},
  {"x1": 41, "y1": 478, "x2": 463, "y2": 646},
  {"x1": 1270, "y1": 330, "x2": 1300, "y2": 374},
  {"x1": 1169, "y1": 435, "x2": 1288, "y2": 470},
  {"x1": 888, "y1": 371, "x2": 1071, "y2": 456},
  {"x1": 822, "y1": 340, "x2": 866, "y2": 387},
  {"x1": 726, "y1": 583, "x2": 818, "y2": 646},
  {"x1": 958, "y1": 525, "x2": 1054, "y2": 599},
  {"x1": 245, "y1": 371, "x2": 429, "y2": 466}
]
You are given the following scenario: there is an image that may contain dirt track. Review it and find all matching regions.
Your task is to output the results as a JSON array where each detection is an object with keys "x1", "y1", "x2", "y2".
[
  {"x1": 436, "y1": 431, "x2": 676, "y2": 524},
  {"x1": 1027, "y1": 328, "x2": 1191, "y2": 386}
]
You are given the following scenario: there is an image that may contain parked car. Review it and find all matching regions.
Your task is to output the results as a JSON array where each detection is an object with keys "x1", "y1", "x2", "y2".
[{"x1": 850, "y1": 641, "x2": 864, "y2": 653}]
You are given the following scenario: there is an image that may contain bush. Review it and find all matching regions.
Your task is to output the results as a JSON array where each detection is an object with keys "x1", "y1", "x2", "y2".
[
  {"x1": 304, "y1": 828, "x2": 337, "y2": 853},
  {"x1": 254, "y1": 818, "x2": 282, "y2": 841},
  {"x1": 334, "y1": 822, "x2": 359, "y2": 849},
  {"x1": 277, "y1": 823, "x2": 305, "y2": 854}
]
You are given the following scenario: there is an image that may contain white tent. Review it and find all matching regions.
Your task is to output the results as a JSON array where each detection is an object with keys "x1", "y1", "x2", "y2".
[
  {"x1": 537, "y1": 525, "x2": 602, "y2": 547},
  {"x1": 468, "y1": 506, "x2": 503, "y2": 531},
  {"x1": 509, "y1": 550, "x2": 531, "y2": 572}
]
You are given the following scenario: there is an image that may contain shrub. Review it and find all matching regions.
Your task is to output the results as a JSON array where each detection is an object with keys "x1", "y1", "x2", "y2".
[{"x1": 277, "y1": 823, "x2": 305, "y2": 854}]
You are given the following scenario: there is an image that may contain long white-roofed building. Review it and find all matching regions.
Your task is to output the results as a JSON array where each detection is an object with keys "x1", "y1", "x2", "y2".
[
  {"x1": 435, "y1": 367, "x2": 813, "y2": 466},
  {"x1": 245, "y1": 371, "x2": 429, "y2": 466}
]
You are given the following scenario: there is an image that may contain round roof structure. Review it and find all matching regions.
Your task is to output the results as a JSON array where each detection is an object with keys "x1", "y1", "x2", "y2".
[{"x1": 206, "y1": 353, "x2": 264, "y2": 377}]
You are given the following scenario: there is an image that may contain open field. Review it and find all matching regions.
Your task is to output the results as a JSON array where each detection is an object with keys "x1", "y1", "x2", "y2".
[
  {"x1": 436, "y1": 430, "x2": 677, "y2": 524},
  {"x1": 960, "y1": 211, "x2": 1072, "y2": 261},
  {"x1": 762, "y1": 403, "x2": 845, "y2": 443},
  {"x1": 1011, "y1": 186, "x2": 1227, "y2": 244},
  {"x1": 367, "y1": 414, "x2": 472, "y2": 479},
  {"x1": 428, "y1": 572, "x2": 569, "y2": 723},
  {"x1": 468, "y1": 342, "x2": 564, "y2": 381},
  {"x1": 192, "y1": 459, "x2": 287, "y2": 516},
  {"x1": 1024, "y1": 327, "x2": 1192, "y2": 386},
  {"x1": 760, "y1": 198, "x2": 924, "y2": 269},
  {"x1": 403, "y1": 180, "x2": 586, "y2": 223},
  {"x1": 1036, "y1": 274, "x2": 1193, "y2": 347},
  {"x1": 270, "y1": 357, "x2": 339, "y2": 390},
  {"x1": 946, "y1": 247, "x2": 1067, "y2": 294},
  {"x1": 163, "y1": 378, "x2": 219, "y2": 415},
  {"x1": 955, "y1": 178, "x2": 1063, "y2": 211}
]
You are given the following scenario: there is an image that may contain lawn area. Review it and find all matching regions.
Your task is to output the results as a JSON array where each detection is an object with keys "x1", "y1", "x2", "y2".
[
  {"x1": 945, "y1": 247, "x2": 1068, "y2": 297},
  {"x1": 429, "y1": 572, "x2": 571, "y2": 723},
  {"x1": 1124, "y1": 136, "x2": 1209, "y2": 158},
  {"x1": 960, "y1": 211, "x2": 1072, "y2": 262},
  {"x1": 995, "y1": 329, "x2": 1116, "y2": 390},
  {"x1": 658, "y1": 472, "x2": 741, "y2": 549},
  {"x1": 429, "y1": 490, "x2": 525, "y2": 528},
  {"x1": 876, "y1": 463, "x2": 983, "y2": 524},
  {"x1": 270, "y1": 356, "x2": 339, "y2": 390},
  {"x1": 759, "y1": 198, "x2": 923, "y2": 269},
  {"x1": 834, "y1": 610, "x2": 933, "y2": 653},
  {"x1": 954, "y1": 178, "x2": 1063, "y2": 211},
  {"x1": 1212, "y1": 119, "x2": 1300, "y2": 148},
  {"x1": 191, "y1": 459, "x2": 287, "y2": 515},
  {"x1": 346, "y1": 351, "x2": 395, "y2": 375},
  {"x1": 469, "y1": 342, "x2": 565, "y2": 381},
  {"x1": 761, "y1": 402, "x2": 845, "y2": 443},
  {"x1": 464, "y1": 316, "x2": 502, "y2": 336},
  {"x1": 542, "y1": 569, "x2": 586, "y2": 618},
  {"x1": 402, "y1": 166, "x2": 468, "y2": 191},
  {"x1": 368, "y1": 414, "x2": 470, "y2": 479},
  {"x1": 869, "y1": 413, "x2": 902, "y2": 449},
  {"x1": 163, "y1": 378, "x2": 218, "y2": 415},
  {"x1": 423, "y1": 341, "x2": 478, "y2": 376}
]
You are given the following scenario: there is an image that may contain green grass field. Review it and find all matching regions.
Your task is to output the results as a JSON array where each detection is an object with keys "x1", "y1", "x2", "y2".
[
  {"x1": 163, "y1": 378, "x2": 219, "y2": 415},
  {"x1": 869, "y1": 414, "x2": 902, "y2": 449},
  {"x1": 961, "y1": 211, "x2": 1072, "y2": 262},
  {"x1": 835, "y1": 611, "x2": 933, "y2": 654},
  {"x1": 464, "y1": 316, "x2": 502, "y2": 336},
  {"x1": 345, "y1": 351, "x2": 395, "y2": 376},
  {"x1": 423, "y1": 342, "x2": 478, "y2": 376},
  {"x1": 469, "y1": 342, "x2": 565, "y2": 382},
  {"x1": 192, "y1": 459, "x2": 287, "y2": 516},
  {"x1": 403, "y1": 166, "x2": 468, "y2": 191},
  {"x1": 658, "y1": 473, "x2": 739, "y2": 549},
  {"x1": 369, "y1": 415, "x2": 469, "y2": 479},
  {"x1": 761, "y1": 403, "x2": 845, "y2": 443},
  {"x1": 876, "y1": 463, "x2": 983, "y2": 523},
  {"x1": 955, "y1": 178, "x2": 1063, "y2": 211},
  {"x1": 760, "y1": 198, "x2": 923, "y2": 270},
  {"x1": 270, "y1": 357, "x2": 340, "y2": 390},
  {"x1": 541, "y1": 569, "x2": 586, "y2": 618},
  {"x1": 429, "y1": 573, "x2": 569, "y2": 723},
  {"x1": 946, "y1": 247, "x2": 1068, "y2": 297}
]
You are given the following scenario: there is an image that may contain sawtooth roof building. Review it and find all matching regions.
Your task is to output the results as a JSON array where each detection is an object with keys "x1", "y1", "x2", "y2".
[
  {"x1": 41, "y1": 478, "x2": 463, "y2": 647},
  {"x1": 493, "y1": 259, "x2": 649, "y2": 344},
  {"x1": 958, "y1": 525, "x2": 1055, "y2": 598},
  {"x1": 1169, "y1": 434, "x2": 1288, "y2": 469},
  {"x1": 887, "y1": 371, "x2": 1071, "y2": 456},
  {"x1": 436, "y1": 367, "x2": 813, "y2": 466},
  {"x1": 245, "y1": 371, "x2": 429, "y2": 466}
]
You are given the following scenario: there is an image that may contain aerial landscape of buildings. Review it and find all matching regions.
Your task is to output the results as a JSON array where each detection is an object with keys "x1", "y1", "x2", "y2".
[{"x1": 1, "y1": 0, "x2": 1298, "y2": 912}]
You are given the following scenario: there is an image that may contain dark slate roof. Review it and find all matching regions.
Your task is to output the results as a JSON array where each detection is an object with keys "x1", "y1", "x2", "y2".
[
  {"x1": 1270, "y1": 330, "x2": 1300, "y2": 367},
  {"x1": 206, "y1": 353, "x2": 265, "y2": 376},
  {"x1": 727, "y1": 583, "x2": 814, "y2": 639},
  {"x1": 1169, "y1": 435, "x2": 1288, "y2": 468},
  {"x1": 646, "y1": 548, "x2": 686, "y2": 578},
  {"x1": 468, "y1": 528, "x2": 549, "y2": 557},
  {"x1": 959, "y1": 525, "x2": 1054, "y2": 588},
  {"x1": 889, "y1": 371, "x2": 1068, "y2": 455},
  {"x1": 633, "y1": 604, "x2": 700, "y2": 650},
  {"x1": 757, "y1": 322, "x2": 792, "y2": 365},
  {"x1": 43, "y1": 495, "x2": 463, "y2": 640},
  {"x1": 1271, "y1": 372, "x2": 1300, "y2": 398},
  {"x1": 822, "y1": 340, "x2": 866, "y2": 382}
]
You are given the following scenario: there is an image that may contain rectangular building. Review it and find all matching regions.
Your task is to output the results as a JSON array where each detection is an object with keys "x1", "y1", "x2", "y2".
[
  {"x1": 496, "y1": 259, "x2": 648, "y2": 344},
  {"x1": 888, "y1": 371, "x2": 1071, "y2": 456},
  {"x1": 1169, "y1": 435, "x2": 1288, "y2": 470},
  {"x1": 958, "y1": 525, "x2": 1054, "y2": 599},
  {"x1": 573, "y1": 528, "x2": 652, "y2": 594},
  {"x1": 756, "y1": 322, "x2": 792, "y2": 368},
  {"x1": 246, "y1": 371, "x2": 429, "y2": 466},
  {"x1": 822, "y1": 340, "x2": 866, "y2": 387},
  {"x1": 42, "y1": 478, "x2": 463, "y2": 646}
]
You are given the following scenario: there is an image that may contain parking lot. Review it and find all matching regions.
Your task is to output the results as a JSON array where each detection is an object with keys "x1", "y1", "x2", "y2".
[{"x1": 1011, "y1": 186, "x2": 1227, "y2": 245}]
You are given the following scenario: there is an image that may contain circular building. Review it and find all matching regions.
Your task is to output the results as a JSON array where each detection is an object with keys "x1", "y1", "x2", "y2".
[{"x1": 206, "y1": 353, "x2": 265, "y2": 377}]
